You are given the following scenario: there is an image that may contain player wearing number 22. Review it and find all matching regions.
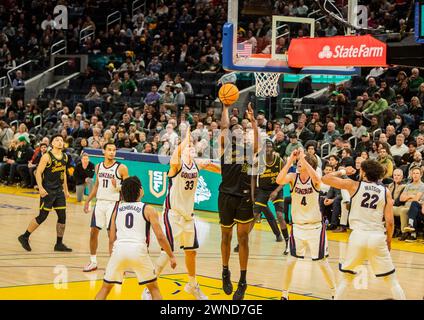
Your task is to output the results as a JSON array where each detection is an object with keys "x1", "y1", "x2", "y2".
[
  {"x1": 83, "y1": 143, "x2": 129, "y2": 272},
  {"x1": 276, "y1": 149, "x2": 336, "y2": 300},
  {"x1": 322, "y1": 160, "x2": 406, "y2": 299},
  {"x1": 143, "y1": 127, "x2": 220, "y2": 300}
]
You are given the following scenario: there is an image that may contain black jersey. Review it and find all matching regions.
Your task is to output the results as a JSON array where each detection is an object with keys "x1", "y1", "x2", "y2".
[
  {"x1": 257, "y1": 154, "x2": 284, "y2": 191},
  {"x1": 42, "y1": 151, "x2": 68, "y2": 193},
  {"x1": 219, "y1": 141, "x2": 254, "y2": 197}
]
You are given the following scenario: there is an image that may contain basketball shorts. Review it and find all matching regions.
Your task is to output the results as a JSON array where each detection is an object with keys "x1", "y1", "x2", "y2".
[
  {"x1": 91, "y1": 200, "x2": 119, "y2": 230},
  {"x1": 254, "y1": 189, "x2": 284, "y2": 213},
  {"x1": 104, "y1": 242, "x2": 156, "y2": 285},
  {"x1": 290, "y1": 223, "x2": 329, "y2": 260},
  {"x1": 162, "y1": 209, "x2": 199, "y2": 251},
  {"x1": 218, "y1": 192, "x2": 254, "y2": 228},
  {"x1": 39, "y1": 190, "x2": 66, "y2": 212},
  {"x1": 339, "y1": 230, "x2": 395, "y2": 277}
]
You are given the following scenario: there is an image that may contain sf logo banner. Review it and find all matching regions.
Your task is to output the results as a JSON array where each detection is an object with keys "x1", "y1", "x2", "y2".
[
  {"x1": 42, "y1": 5, "x2": 68, "y2": 30},
  {"x1": 149, "y1": 171, "x2": 167, "y2": 198}
]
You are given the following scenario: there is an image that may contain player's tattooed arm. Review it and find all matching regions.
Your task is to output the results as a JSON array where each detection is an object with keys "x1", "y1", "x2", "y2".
[
  {"x1": 276, "y1": 149, "x2": 297, "y2": 186},
  {"x1": 146, "y1": 205, "x2": 177, "y2": 269},
  {"x1": 84, "y1": 164, "x2": 99, "y2": 213},
  {"x1": 321, "y1": 167, "x2": 358, "y2": 197}
]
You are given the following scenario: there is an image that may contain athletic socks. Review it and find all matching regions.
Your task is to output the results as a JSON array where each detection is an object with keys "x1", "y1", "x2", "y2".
[
  {"x1": 281, "y1": 228, "x2": 289, "y2": 242},
  {"x1": 56, "y1": 236, "x2": 63, "y2": 245},
  {"x1": 239, "y1": 270, "x2": 247, "y2": 284},
  {"x1": 281, "y1": 290, "x2": 289, "y2": 299},
  {"x1": 222, "y1": 265, "x2": 229, "y2": 275},
  {"x1": 188, "y1": 276, "x2": 197, "y2": 287},
  {"x1": 23, "y1": 230, "x2": 31, "y2": 239},
  {"x1": 90, "y1": 255, "x2": 97, "y2": 264}
]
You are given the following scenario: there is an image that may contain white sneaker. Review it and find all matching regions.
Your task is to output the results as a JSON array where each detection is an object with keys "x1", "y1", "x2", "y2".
[
  {"x1": 83, "y1": 261, "x2": 98, "y2": 272},
  {"x1": 185, "y1": 283, "x2": 208, "y2": 300},
  {"x1": 142, "y1": 287, "x2": 152, "y2": 300}
]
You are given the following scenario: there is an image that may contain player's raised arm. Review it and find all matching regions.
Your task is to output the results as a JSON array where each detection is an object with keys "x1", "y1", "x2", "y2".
[
  {"x1": 321, "y1": 166, "x2": 359, "y2": 196},
  {"x1": 245, "y1": 102, "x2": 258, "y2": 154},
  {"x1": 35, "y1": 153, "x2": 50, "y2": 198},
  {"x1": 169, "y1": 126, "x2": 191, "y2": 177},
  {"x1": 217, "y1": 104, "x2": 231, "y2": 159},
  {"x1": 276, "y1": 150, "x2": 297, "y2": 186},
  {"x1": 84, "y1": 164, "x2": 99, "y2": 213},
  {"x1": 195, "y1": 159, "x2": 221, "y2": 173},
  {"x1": 384, "y1": 189, "x2": 395, "y2": 251},
  {"x1": 298, "y1": 149, "x2": 321, "y2": 187},
  {"x1": 145, "y1": 205, "x2": 177, "y2": 269}
]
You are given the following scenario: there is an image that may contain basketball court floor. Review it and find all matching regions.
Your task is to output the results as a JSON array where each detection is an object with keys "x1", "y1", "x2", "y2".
[{"x1": 0, "y1": 186, "x2": 423, "y2": 300}]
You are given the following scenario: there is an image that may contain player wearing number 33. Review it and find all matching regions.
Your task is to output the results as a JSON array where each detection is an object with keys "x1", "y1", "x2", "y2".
[
  {"x1": 322, "y1": 160, "x2": 406, "y2": 300},
  {"x1": 143, "y1": 127, "x2": 220, "y2": 300},
  {"x1": 276, "y1": 148, "x2": 336, "y2": 300}
]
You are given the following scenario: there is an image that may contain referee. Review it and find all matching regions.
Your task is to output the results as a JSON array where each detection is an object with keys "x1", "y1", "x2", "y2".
[
  {"x1": 18, "y1": 134, "x2": 72, "y2": 252},
  {"x1": 218, "y1": 102, "x2": 258, "y2": 300}
]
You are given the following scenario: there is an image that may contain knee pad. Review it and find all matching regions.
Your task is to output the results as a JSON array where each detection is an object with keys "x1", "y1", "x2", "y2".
[
  {"x1": 35, "y1": 210, "x2": 49, "y2": 225},
  {"x1": 56, "y1": 209, "x2": 66, "y2": 224}
]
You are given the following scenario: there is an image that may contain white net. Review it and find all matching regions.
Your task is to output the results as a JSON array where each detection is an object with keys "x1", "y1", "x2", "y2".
[{"x1": 254, "y1": 72, "x2": 281, "y2": 97}]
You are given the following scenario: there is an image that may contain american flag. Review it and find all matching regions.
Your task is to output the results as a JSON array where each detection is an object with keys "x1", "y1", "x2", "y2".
[{"x1": 237, "y1": 43, "x2": 252, "y2": 57}]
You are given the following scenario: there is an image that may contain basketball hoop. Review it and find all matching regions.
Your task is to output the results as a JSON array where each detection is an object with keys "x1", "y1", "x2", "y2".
[{"x1": 254, "y1": 72, "x2": 281, "y2": 97}]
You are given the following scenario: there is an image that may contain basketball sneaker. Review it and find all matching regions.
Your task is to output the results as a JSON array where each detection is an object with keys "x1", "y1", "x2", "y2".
[
  {"x1": 54, "y1": 243, "x2": 72, "y2": 252},
  {"x1": 404, "y1": 224, "x2": 415, "y2": 233},
  {"x1": 232, "y1": 282, "x2": 247, "y2": 300},
  {"x1": 18, "y1": 235, "x2": 31, "y2": 252},
  {"x1": 83, "y1": 261, "x2": 98, "y2": 272},
  {"x1": 276, "y1": 234, "x2": 283, "y2": 242},
  {"x1": 142, "y1": 288, "x2": 152, "y2": 300},
  {"x1": 222, "y1": 270, "x2": 233, "y2": 295},
  {"x1": 184, "y1": 283, "x2": 208, "y2": 300},
  {"x1": 405, "y1": 234, "x2": 417, "y2": 243},
  {"x1": 283, "y1": 244, "x2": 289, "y2": 256}
]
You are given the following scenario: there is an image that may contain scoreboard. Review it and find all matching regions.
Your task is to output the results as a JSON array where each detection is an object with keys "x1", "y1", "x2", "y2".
[{"x1": 416, "y1": 0, "x2": 424, "y2": 43}]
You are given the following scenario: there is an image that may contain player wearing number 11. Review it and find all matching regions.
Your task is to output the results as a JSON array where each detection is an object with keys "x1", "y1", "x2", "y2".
[{"x1": 83, "y1": 143, "x2": 129, "y2": 272}]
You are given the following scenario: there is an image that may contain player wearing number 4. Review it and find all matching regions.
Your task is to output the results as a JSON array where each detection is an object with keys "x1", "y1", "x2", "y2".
[
  {"x1": 322, "y1": 160, "x2": 406, "y2": 300},
  {"x1": 83, "y1": 143, "x2": 129, "y2": 272},
  {"x1": 276, "y1": 149, "x2": 336, "y2": 300},
  {"x1": 143, "y1": 127, "x2": 220, "y2": 300}
]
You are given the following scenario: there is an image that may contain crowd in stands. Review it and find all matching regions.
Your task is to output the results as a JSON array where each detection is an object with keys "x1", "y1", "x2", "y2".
[{"x1": 0, "y1": 0, "x2": 423, "y2": 242}]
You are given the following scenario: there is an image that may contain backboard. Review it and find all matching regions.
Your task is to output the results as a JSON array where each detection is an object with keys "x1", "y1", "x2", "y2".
[{"x1": 222, "y1": 0, "x2": 359, "y2": 75}]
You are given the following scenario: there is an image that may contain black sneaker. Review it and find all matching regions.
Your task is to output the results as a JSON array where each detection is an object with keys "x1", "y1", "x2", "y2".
[
  {"x1": 405, "y1": 235, "x2": 417, "y2": 243},
  {"x1": 233, "y1": 282, "x2": 247, "y2": 300},
  {"x1": 18, "y1": 235, "x2": 31, "y2": 251},
  {"x1": 222, "y1": 270, "x2": 233, "y2": 295},
  {"x1": 233, "y1": 244, "x2": 239, "y2": 253},
  {"x1": 399, "y1": 233, "x2": 408, "y2": 241},
  {"x1": 276, "y1": 234, "x2": 283, "y2": 242},
  {"x1": 54, "y1": 243, "x2": 73, "y2": 252},
  {"x1": 404, "y1": 225, "x2": 415, "y2": 233},
  {"x1": 281, "y1": 296, "x2": 288, "y2": 300}
]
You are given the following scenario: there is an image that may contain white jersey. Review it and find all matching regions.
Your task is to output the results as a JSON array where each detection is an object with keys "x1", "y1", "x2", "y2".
[
  {"x1": 115, "y1": 202, "x2": 150, "y2": 248},
  {"x1": 291, "y1": 173, "x2": 322, "y2": 225},
  {"x1": 164, "y1": 161, "x2": 199, "y2": 219},
  {"x1": 96, "y1": 161, "x2": 122, "y2": 201},
  {"x1": 349, "y1": 181, "x2": 386, "y2": 232}
]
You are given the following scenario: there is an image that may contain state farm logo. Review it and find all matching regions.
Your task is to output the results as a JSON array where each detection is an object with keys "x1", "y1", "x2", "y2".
[{"x1": 318, "y1": 44, "x2": 384, "y2": 59}]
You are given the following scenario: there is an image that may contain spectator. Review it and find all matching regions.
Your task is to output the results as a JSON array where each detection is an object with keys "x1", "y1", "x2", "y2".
[
  {"x1": 173, "y1": 84, "x2": 186, "y2": 112},
  {"x1": 85, "y1": 85, "x2": 101, "y2": 100},
  {"x1": 158, "y1": 73, "x2": 174, "y2": 93},
  {"x1": 409, "y1": 68, "x2": 424, "y2": 94},
  {"x1": 25, "y1": 142, "x2": 48, "y2": 189},
  {"x1": 11, "y1": 70, "x2": 25, "y2": 103},
  {"x1": 285, "y1": 132, "x2": 303, "y2": 157},
  {"x1": 282, "y1": 114, "x2": 295, "y2": 133},
  {"x1": 377, "y1": 142, "x2": 394, "y2": 182},
  {"x1": 73, "y1": 153, "x2": 95, "y2": 203},
  {"x1": 388, "y1": 169, "x2": 408, "y2": 237},
  {"x1": 366, "y1": 77, "x2": 379, "y2": 97},
  {"x1": 379, "y1": 79, "x2": 396, "y2": 103},
  {"x1": 323, "y1": 121, "x2": 340, "y2": 144},
  {"x1": 146, "y1": 56, "x2": 162, "y2": 74},
  {"x1": 390, "y1": 134, "x2": 409, "y2": 157},
  {"x1": 108, "y1": 72, "x2": 122, "y2": 96},
  {"x1": 120, "y1": 72, "x2": 137, "y2": 96},
  {"x1": 78, "y1": 120, "x2": 93, "y2": 139},
  {"x1": 4, "y1": 136, "x2": 33, "y2": 185},
  {"x1": 295, "y1": 118, "x2": 313, "y2": 142},
  {"x1": 144, "y1": 85, "x2": 161, "y2": 106},
  {"x1": 88, "y1": 127, "x2": 102, "y2": 148}
]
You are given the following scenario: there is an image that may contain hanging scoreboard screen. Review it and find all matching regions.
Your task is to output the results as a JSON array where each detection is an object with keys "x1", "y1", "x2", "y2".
[{"x1": 416, "y1": 0, "x2": 424, "y2": 43}]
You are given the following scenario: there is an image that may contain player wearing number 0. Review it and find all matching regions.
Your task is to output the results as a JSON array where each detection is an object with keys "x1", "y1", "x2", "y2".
[
  {"x1": 276, "y1": 149, "x2": 336, "y2": 300},
  {"x1": 143, "y1": 127, "x2": 219, "y2": 300},
  {"x1": 322, "y1": 160, "x2": 406, "y2": 300},
  {"x1": 95, "y1": 176, "x2": 177, "y2": 300},
  {"x1": 83, "y1": 143, "x2": 129, "y2": 272}
]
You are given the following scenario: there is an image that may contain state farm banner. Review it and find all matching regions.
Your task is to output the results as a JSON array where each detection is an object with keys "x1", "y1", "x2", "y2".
[{"x1": 288, "y1": 35, "x2": 387, "y2": 68}]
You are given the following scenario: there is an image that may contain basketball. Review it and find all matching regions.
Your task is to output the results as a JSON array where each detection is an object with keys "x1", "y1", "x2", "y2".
[{"x1": 218, "y1": 83, "x2": 239, "y2": 105}]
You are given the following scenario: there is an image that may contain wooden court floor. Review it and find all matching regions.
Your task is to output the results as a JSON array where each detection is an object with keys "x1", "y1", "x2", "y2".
[{"x1": 0, "y1": 185, "x2": 423, "y2": 300}]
